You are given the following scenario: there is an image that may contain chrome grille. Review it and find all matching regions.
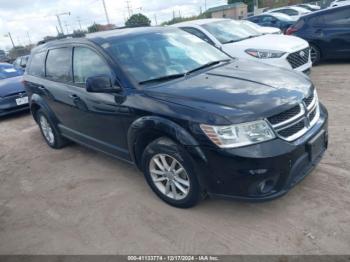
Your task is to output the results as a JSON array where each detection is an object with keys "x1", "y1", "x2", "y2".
[
  {"x1": 267, "y1": 90, "x2": 319, "y2": 141},
  {"x1": 287, "y1": 47, "x2": 310, "y2": 69},
  {"x1": 268, "y1": 105, "x2": 301, "y2": 125}
]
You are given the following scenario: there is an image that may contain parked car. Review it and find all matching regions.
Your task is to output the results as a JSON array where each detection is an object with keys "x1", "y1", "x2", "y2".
[
  {"x1": 297, "y1": 4, "x2": 321, "y2": 11},
  {"x1": 286, "y1": 5, "x2": 350, "y2": 64},
  {"x1": 241, "y1": 20, "x2": 282, "y2": 34},
  {"x1": 267, "y1": 6, "x2": 311, "y2": 19},
  {"x1": 0, "y1": 63, "x2": 28, "y2": 116},
  {"x1": 330, "y1": 0, "x2": 350, "y2": 7},
  {"x1": 24, "y1": 27, "x2": 328, "y2": 208},
  {"x1": 13, "y1": 55, "x2": 30, "y2": 71},
  {"x1": 0, "y1": 50, "x2": 10, "y2": 63},
  {"x1": 246, "y1": 13, "x2": 297, "y2": 33},
  {"x1": 173, "y1": 19, "x2": 312, "y2": 74}
]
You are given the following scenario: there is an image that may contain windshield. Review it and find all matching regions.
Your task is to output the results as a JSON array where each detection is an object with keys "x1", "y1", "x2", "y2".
[
  {"x1": 103, "y1": 29, "x2": 229, "y2": 84},
  {"x1": 271, "y1": 13, "x2": 294, "y2": 21},
  {"x1": 202, "y1": 20, "x2": 262, "y2": 44},
  {"x1": 241, "y1": 20, "x2": 262, "y2": 31},
  {"x1": 0, "y1": 64, "x2": 23, "y2": 79}
]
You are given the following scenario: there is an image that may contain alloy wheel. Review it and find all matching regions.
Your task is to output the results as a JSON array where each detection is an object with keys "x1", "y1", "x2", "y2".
[
  {"x1": 39, "y1": 115, "x2": 55, "y2": 145},
  {"x1": 149, "y1": 154, "x2": 190, "y2": 200}
]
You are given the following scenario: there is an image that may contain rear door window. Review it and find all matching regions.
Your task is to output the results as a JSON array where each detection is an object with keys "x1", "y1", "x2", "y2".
[
  {"x1": 28, "y1": 52, "x2": 46, "y2": 77},
  {"x1": 46, "y1": 48, "x2": 72, "y2": 82},
  {"x1": 323, "y1": 9, "x2": 350, "y2": 26}
]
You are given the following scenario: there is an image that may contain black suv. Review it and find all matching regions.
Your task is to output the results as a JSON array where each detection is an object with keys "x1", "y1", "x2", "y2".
[{"x1": 24, "y1": 27, "x2": 328, "y2": 208}]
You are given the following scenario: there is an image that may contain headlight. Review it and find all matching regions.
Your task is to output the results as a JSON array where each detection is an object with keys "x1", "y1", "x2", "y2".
[
  {"x1": 200, "y1": 120, "x2": 275, "y2": 148},
  {"x1": 245, "y1": 49, "x2": 286, "y2": 59}
]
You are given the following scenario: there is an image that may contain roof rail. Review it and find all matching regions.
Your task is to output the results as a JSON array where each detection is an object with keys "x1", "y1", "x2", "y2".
[{"x1": 37, "y1": 32, "x2": 86, "y2": 46}]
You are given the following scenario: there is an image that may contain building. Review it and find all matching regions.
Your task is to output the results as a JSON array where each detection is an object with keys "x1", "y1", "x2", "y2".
[{"x1": 206, "y1": 3, "x2": 248, "y2": 20}]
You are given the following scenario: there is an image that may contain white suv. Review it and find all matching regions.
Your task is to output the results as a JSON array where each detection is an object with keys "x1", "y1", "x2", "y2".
[
  {"x1": 172, "y1": 19, "x2": 312, "y2": 73},
  {"x1": 330, "y1": 0, "x2": 350, "y2": 7}
]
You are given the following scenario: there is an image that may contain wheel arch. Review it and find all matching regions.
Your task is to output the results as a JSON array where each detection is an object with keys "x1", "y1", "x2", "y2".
[
  {"x1": 127, "y1": 116, "x2": 207, "y2": 170},
  {"x1": 30, "y1": 94, "x2": 60, "y2": 125}
]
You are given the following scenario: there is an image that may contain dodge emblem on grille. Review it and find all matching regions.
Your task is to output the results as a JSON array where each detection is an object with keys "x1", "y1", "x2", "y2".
[{"x1": 299, "y1": 51, "x2": 305, "y2": 57}]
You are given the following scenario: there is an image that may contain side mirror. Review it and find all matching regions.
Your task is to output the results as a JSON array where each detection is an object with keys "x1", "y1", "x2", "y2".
[{"x1": 86, "y1": 75, "x2": 122, "y2": 93}]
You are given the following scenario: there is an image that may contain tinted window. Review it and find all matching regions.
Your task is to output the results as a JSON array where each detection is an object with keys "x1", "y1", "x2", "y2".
[
  {"x1": 323, "y1": 9, "x2": 350, "y2": 26},
  {"x1": 73, "y1": 47, "x2": 111, "y2": 84},
  {"x1": 182, "y1": 27, "x2": 215, "y2": 45},
  {"x1": 28, "y1": 52, "x2": 46, "y2": 77},
  {"x1": 46, "y1": 48, "x2": 72, "y2": 82}
]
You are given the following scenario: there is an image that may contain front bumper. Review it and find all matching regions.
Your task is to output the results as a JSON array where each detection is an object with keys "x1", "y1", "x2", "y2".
[
  {"x1": 0, "y1": 94, "x2": 29, "y2": 117},
  {"x1": 193, "y1": 104, "x2": 328, "y2": 201}
]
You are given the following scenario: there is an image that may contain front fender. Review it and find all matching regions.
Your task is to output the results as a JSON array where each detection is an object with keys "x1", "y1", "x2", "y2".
[{"x1": 128, "y1": 116, "x2": 207, "y2": 166}]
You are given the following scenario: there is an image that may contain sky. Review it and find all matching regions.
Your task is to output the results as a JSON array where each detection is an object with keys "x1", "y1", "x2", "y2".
[{"x1": 0, "y1": 0, "x2": 226, "y2": 51}]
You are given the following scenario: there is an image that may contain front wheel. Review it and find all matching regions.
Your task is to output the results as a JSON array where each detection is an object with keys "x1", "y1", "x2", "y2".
[
  {"x1": 142, "y1": 137, "x2": 202, "y2": 208},
  {"x1": 310, "y1": 44, "x2": 321, "y2": 65}
]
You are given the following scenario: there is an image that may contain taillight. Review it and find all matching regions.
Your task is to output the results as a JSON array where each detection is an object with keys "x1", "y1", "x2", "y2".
[{"x1": 286, "y1": 27, "x2": 297, "y2": 35}]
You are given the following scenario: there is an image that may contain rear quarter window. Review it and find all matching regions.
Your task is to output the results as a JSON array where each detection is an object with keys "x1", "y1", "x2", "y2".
[{"x1": 28, "y1": 52, "x2": 46, "y2": 77}]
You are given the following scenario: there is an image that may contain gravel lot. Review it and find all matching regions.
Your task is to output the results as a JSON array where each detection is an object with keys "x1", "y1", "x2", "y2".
[{"x1": 0, "y1": 62, "x2": 349, "y2": 255}]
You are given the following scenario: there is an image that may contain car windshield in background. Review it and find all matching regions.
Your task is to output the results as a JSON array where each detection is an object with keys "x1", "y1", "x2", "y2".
[
  {"x1": 0, "y1": 64, "x2": 23, "y2": 79},
  {"x1": 271, "y1": 13, "x2": 295, "y2": 22},
  {"x1": 103, "y1": 30, "x2": 229, "y2": 84},
  {"x1": 202, "y1": 20, "x2": 262, "y2": 44}
]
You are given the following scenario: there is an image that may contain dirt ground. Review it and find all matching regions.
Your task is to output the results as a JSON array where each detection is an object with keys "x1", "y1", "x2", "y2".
[{"x1": 0, "y1": 62, "x2": 349, "y2": 255}]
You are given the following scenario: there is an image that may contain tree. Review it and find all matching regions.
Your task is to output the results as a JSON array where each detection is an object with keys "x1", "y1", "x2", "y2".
[
  {"x1": 228, "y1": 0, "x2": 254, "y2": 12},
  {"x1": 125, "y1": 13, "x2": 151, "y2": 27}
]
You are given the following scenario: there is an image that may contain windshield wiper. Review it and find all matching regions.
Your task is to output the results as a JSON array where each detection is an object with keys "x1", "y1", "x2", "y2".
[
  {"x1": 139, "y1": 73, "x2": 185, "y2": 85},
  {"x1": 186, "y1": 59, "x2": 230, "y2": 74},
  {"x1": 224, "y1": 35, "x2": 260, "y2": 44}
]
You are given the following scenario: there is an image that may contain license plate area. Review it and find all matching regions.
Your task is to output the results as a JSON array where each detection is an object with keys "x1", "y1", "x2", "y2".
[
  {"x1": 15, "y1": 96, "x2": 28, "y2": 105},
  {"x1": 307, "y1": 129, "x2": 326, "y2": 162}
]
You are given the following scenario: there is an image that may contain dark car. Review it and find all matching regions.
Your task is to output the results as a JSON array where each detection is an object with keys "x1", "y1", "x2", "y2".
[
  {"x1": 246, "y1": 13, "x2": 297, "y2": 33},
  {"x1": 13, "y1": 55, "x2": 30, "y2": 71},
  {"x1": 0, "y1": 63, "x2": 29, "y2": 116},
  {"x1": 23, "y1": 27, "x2": 328, "y2": 208},
  {"x1": 286, "y1": 6, "x2": 350, "y2": 64}
]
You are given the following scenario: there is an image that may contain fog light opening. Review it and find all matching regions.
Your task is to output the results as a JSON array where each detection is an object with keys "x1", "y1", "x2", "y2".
[{"x1": 258, "y1": 179, "x2": 275, "y2": 194}]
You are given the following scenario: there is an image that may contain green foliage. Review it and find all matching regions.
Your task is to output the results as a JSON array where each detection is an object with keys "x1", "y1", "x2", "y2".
[
  {"x1": 161, "y1": 12, "x2": 211, "y2": 26},
  {"x1": 125, "y1": 13, "x2": 151, "y2": 27},
  {"x1": 228, "y1": 0, "x2": 254, "y2": 12},
  {"x1": 88, "y1": 23, "x2": 101, "y2": 33}
]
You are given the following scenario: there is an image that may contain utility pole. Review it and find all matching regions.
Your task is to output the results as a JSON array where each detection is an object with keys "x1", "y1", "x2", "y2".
[
  {"x1": 26, "y1": 32, "x2": 32, "y2": 45},
  {"x1": 102, "y1": 0, "x2": 111, "y2": 24},
  {"x1": 77, "y1": 17, "x2": 82, "y2": 30},
  {"x1": 55, "y1": 12, "x2": 70, "y2": 35},
  {"x1": 6, "y1": 32, "x2": 15, "y2": 48},
  {"x1": 204, "y1": 0, "x2": 207, "y2": 11},
  {"x1": 126, "y1": 0, "x2": 132, "y2": 18},
  {"x1": 154, "y1": 14, "x2": 158, "y2": 25},
  {"x1": 64, "y1": 22, "x2": 69, "y2": 35}
]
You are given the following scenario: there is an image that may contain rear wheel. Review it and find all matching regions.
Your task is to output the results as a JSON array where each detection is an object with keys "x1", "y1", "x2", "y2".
[
  {"x1": 142, "y1": 137, "x2": 202, "y2": 208},
  {"x1": 310, "y1": 44, "x2": 321, "y2": 65},
  {"x1": 36, "y1": 109, "x2": 68, "y2": 149}
]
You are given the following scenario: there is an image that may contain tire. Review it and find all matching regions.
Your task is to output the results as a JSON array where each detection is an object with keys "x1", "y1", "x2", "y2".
[
  {"x1": 310, "y1": 44, "x2": 321, "y2": 65},
  {"x1": 142, "y1": 137, "x2": 202, "y2": 208},
  {"x1": 36, "y1": 109, "x2": 68, "y2": 149}
]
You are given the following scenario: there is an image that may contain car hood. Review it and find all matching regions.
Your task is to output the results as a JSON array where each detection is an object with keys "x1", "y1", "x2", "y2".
[
  {"x1": 144, "y1": 60, "x2": 312, "y2": 124},
  {"x1": 0, "y1": 76, "x2": 25, "y2": 98},
  {"x1": 225, "y1": 34, "x2": 308, "y2": 53}
]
